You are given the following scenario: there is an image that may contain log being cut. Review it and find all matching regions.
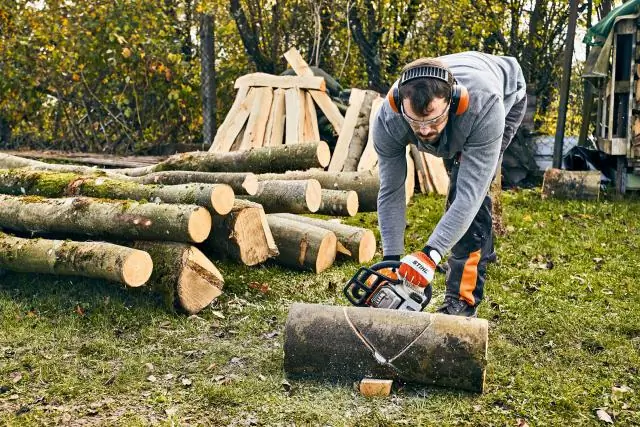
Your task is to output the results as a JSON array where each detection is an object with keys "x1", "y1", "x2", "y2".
[
  {"x1": 0, "y1": 169, "x2": 234, "y2": 215},
  {"x1": 266, "y1": 214, "x2": 337, "y2": 273},
  {"x1": 271, "y1": 213, "x2": 376, "y2": 263},
  {"x1": 132, "y1": 241, "x2": 223, "y2": 314},
  {"x1": 203, "y1": 200, "x2": 278, "y2": 266},
  {"x1": 113, "y1": 142, "x2": 331, "y2": 177},
  {"x1": 284, "y1": 303, "x2": 488, "y2": 393},
  {"x1": 0, "y1": 195, "x2": 211, "y2": 243},
  {"x1": 0, "y1": 233, "x2": 152, "y2": 287},
  {"x1": 238, "y1": 180, "x2": 321, "y2": 214}
]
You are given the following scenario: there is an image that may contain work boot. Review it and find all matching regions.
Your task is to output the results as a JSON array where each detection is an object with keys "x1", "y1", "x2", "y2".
[{"x1": 436, "y1": 296, "x2": 478, "y2": 317}]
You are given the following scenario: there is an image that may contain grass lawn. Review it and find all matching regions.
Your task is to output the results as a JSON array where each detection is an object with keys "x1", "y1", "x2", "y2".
[{"x1": 1, "y1": 188, "x2": 639, "y2": 426}]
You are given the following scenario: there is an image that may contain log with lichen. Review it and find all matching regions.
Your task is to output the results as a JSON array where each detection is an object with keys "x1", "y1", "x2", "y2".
[
  {"x1": 284, "y1": 303, "x2": 489, "y2": 393},
  {"x1": 0, "y1": 169, "x2": 234, "y2": 215},
  {"x1": 131, "y1": 171, "x2": 259, "y2": 195},
  {"x1": 112, "y1": 141, "x2": 331, "y2": 177},
  {"x1": 202, "y1": 199, "x2": 278, "y2": 266},
  {"x1": 131, "y1": 241, "x2": 223, "y2": 314},
  {"x1": 317, "y1": 189, "x2": 359, "y2": 217},
  {"x1": 0, "y1": 232, "x2": 153, "y2": 287},
  {"x1": 237, "y1": 180, "x2": 322, "y2": 214},
  {"x1": 0, "y1": 194, "x2": 211, "y2": 243}
]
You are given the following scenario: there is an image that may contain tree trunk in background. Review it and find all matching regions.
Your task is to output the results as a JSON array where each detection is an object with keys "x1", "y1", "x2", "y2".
[
  {"x1": 348, "y1": 0, "x2": 387, "y2": 92},
  {"x1": 200, "y1": 13, "x2": 217, "y2": 148},
  {"x1": 229, "y1": 0, "x2": 276, "y2": 73}
]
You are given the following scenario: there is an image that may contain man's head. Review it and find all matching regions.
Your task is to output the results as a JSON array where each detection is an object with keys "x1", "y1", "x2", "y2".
[{"x1": 398, "y1": 58, "x2": 453, "y2": 143}]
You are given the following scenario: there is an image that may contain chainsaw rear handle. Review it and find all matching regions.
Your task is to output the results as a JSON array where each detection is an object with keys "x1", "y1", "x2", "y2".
[{"x1": 343, "y1": 260, "x2": 402, "y2": 306}]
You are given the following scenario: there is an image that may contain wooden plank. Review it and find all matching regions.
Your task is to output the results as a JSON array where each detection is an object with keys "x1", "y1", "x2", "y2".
[
  {"x1": 359, "y1": 379, "x2": 393, "y2": 397},
  {"x1": 405, "y1": 147, "x2": 415, "y2": 205},
  {"x1": 303, "y1": 91, "x2": 321, "y2": 142},
  {"x1": 283, "y1": 47, "x2": 344, "y2": 135},
  {"x1": 238, "y1": 87, "x2": 274, "y2": 150},
  {"x1": 210, "y1": 87, "x2": 255, "y2": 153},
  {"x1": 265, "y1": 88, "x2": 286, "y2": 147},
  {"x1": 357, "y1": 96, "x2": 384, "y2": 171},
  {"x1": 285, "y1": 88, "x2": 305, "y2": 144},
  {"x1": 409, "y1": 145, "x2": 428, "y2": 194},
  {"x1": 423, "y1": 152, "x2": 449, "y2": 195},
  {"x1": 327, "y1": 89, "x2": 367, "y2": 172},
  {"x1": 234, "y1": 73, "x2": 326, "y2": 91}
]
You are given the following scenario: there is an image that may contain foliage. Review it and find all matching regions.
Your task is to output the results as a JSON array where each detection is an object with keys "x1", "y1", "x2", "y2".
[{"x1": 1, "y1": 190, "x2": 640, "y2": 424}]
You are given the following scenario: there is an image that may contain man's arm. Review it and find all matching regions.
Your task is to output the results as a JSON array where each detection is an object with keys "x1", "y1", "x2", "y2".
[
  {"x1": 426, "y1": 96, "x2": 505, "y2": 256},
  {"x1": 373, "y1": 101, "x2": 408, "y2": 258}
]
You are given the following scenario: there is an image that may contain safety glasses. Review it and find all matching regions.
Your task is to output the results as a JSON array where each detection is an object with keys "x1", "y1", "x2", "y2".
[{"x1": 400, "y1": 101, "x2": 450, "y2": 130}]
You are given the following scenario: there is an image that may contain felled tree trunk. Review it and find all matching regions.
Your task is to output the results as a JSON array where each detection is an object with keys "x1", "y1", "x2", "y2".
[
  {"x1": 132, "y1": 171, "x2": 259, "y2": 196},
  {"x1": 0, "y1": 233, "x2": 152, "y2": 287},
  {"x1": 317, "y1": 189, "x2": 359, "y2": 217},
  {"x1": 0, "y1": 195, "x2": 211, "y2": 243},
  {"x1": 0, "y1": 169, "x2": 234, "y2": 215},
  {"x1": 284, "y1": 303, "x2": 488, "y2": 393},
  {"x1": 238, "y1": 180, "x2": 321, "y2": 214},
  {"x1": 113, "y1": 142, "x2": 331, "y2": 177},
  {"x1": 255, "y1": 170, "x2": 380, "y2": 211},
  {"x1": 203, "y1": 200, "x2": 278, "y2": 266},
  {"x1": 132, "y1": 241, "x2": 223, "y2": 314},
  {"x1": 0, "y1": 153, "x2": 117, "y2": 176},
  {"x1": 266, "y1": 215, "x2": 337, "y2": 273},
  {"x1": 541, "y1": 168, "x2": 601, "y2": 200},
  {"x1": 271, "y1": 213, "x2": 376, "y2": 263}
]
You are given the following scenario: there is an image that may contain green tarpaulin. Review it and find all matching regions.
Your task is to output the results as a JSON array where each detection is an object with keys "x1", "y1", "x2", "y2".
[{"x1": 583, "y1": 0, "x2": 640, "y2": 46}]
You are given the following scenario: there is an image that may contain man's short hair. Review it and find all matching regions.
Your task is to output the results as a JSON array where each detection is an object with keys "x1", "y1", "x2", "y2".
[{"x1": 398, "y1": 58, "x2": 452, "y2": 115}]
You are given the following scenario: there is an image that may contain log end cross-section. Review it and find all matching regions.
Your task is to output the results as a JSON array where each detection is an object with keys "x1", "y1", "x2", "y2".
[
  {"x1": 122, "y1": 250, "x2": 154, "y2": 287},
  {"x1": 188, "y1": 207, "x2": 213, "y2": 243}
]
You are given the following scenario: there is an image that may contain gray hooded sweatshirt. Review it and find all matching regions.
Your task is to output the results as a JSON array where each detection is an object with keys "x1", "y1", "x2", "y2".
[{"x1": 373, "y1": 51, "x2": 526, "y2": 257}]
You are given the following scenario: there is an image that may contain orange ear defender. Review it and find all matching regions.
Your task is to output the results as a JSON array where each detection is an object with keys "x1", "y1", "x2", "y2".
[{"x1": 386, "y1": 64, "x2": 469, "y2": 116}]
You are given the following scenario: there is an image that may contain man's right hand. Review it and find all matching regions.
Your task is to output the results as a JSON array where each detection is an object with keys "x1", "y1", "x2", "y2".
[{"x1": 398, "y1": 251, "x2": 437, "y2": 289}]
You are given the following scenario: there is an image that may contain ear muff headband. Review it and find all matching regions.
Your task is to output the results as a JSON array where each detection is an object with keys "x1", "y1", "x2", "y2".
[{"x1": 387, "y1": 65, "x2": 469, "y2": 116}]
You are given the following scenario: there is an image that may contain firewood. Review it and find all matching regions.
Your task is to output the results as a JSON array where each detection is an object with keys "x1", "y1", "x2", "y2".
[
  {"x1": 132, "y1": 241, "x2": 223, "y2": 314},
  {"x1": 0, "y1": 153, "x2": 121, "y2": 176},
  {"x1": 203, "y1": 199, "x2": 278, "y2": 266},
  {"x1": 238, "y1": 180, "x2": 321, "y2": 214},
  {"x1": 285, "y1": 88, "x2": 305, "y2": 144},
  {"x1": 0, "y1": 195, "x2": 211, "y2": 243},
  {"x1": 328, "y1": 89, "x2": 368, "y2": 172},
  {"x1": 266, "y1": 215, "x2": 337, "y2": 273},
  {"x1": 406, "y1": 149, "x2": 415, "y2": 204},
  {"x1": 264, "y1": 88, "x2": 286, "y2": 147},
  {"x1": 284, "y1": 303, "x2": 489, "y2": 393},
  {"x1": 357, "y1": 97, "x2": 385, "y2": 171},
  {"x1": 343, "y1": 90, "x2": 380, "y2": 172},
  {"x1": 113, "y1": 142, "x2": 331, "y2": 176},
  {"x1": 0, "y1": 233, "x2": 152, "y2": 287},
  {"x1": 238, "y1": 87, "x2": 273, "y2": 150},
  {"x1": 133, "y1": 171, "x2": 259, "y2": 196},
  {"x1": 359, "y1": 379, "x2": 393, "y2": 397},
  {"x1": 409, "y1": 146, "x2": 429, "y2": 194},
  {"x1": 541, "y1": 168, "x2": 601, "y2": 200},
  {"x1": 317, "y1": 189, "x2": 359, "y2": 217},
  {"x1": 234, "y1": 73, "x2": 326, "y2": 91},
  {"x1": 209, "y1": 87, "x2": 255, "y2": 152},
  {"x1": 0, "y1": 169, "x2": 235, "y2": 215},
  {"x1": 423, "y1": 153, "x2": 449, "y2": 195},
  {"x1": 303, "y1": 91, "x2": 321, "y2": 142},
  {"x1": 271, "y1": 213, "x2": 376, "y2": 263}
]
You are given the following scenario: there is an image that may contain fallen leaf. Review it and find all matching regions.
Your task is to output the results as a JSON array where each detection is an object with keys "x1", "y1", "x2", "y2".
[
  {"x1": 596, "y1": 408, "x2": 614, "y2": 424},
  {"x1": 262, "y1": 331, "x2": 279, "y2": 339},
  {"x1": 147, "y1": 375, "x2": 157, "y2": 383},
  {"x1": 473, "y1": 405, "x2": 482, "y2": 412},
  {"x1": 164, "y1": 373, "x2": 174, "y2": 380},
  {"x1": 258, "y1": 375, "x2": 266, "y2": 381},
  {"x1": 206, "y1": 363, "x2": 217, "y2": 371},
  {"x1": 75, "y1": 305, "x2": 85, "y2": 316},
  {"x1": 165, "y1": 407, "x2": 178, "y2": 416},
  {"x1": 281, "y1": 379, "x2": 292, "y2": 393},
  {"x1": 181, "y1": 378, "x2": 192, "y2": 387},
  {"x1": 211, "y1": 311, "x2": 225, "y2": 319},
  {"x1": 249, "y1": 282, "x2": 270, "y2": 294},
  {"x1": 10, "y1": 372, "x2": 22, "y2": 383},
  {"x1": 612, "y1": 385, "x2": 633, "y2": 394},
  {"x1": 144, "y1": 363, "x2": 154, "y2": 372},
  {"x1": 523, "y1": 214, "x2": 532, "y2": 222}
]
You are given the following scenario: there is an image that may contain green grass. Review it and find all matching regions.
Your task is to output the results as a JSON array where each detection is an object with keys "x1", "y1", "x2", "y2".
[{"x1": 1, "y1": 188, "x2": 640, "y2": 426}]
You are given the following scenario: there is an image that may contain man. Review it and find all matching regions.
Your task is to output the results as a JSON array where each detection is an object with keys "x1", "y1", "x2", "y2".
[{"x1": 373, "y1": 51, "x2": 526, "y2": 317}]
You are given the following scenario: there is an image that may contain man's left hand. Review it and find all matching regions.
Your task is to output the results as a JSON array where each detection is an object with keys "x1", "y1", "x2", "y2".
[{"x1": 398, "y1": 251, "x2": 437, "y2": 289}]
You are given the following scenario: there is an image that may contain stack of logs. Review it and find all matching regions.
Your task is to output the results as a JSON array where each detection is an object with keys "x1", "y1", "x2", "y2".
[{"x1": 0, "y1": 48, "x2": 451, "y2": 314}]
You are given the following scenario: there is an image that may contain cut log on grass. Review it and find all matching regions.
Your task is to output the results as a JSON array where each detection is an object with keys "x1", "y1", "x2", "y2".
[
  {"x1": 0, "y1": 169, "x2": 235, "y2": 215},
  {"x1": 359, "y1": 379, "x2": 393, "y2": 397},
  {"x1": 256, "y1": 170, "x2": 380, "y2": 211},
  {"x1": 0, "y1": 153, "x2": 120, "y2": 177},
  {"x1": 133, "y1": 171, "x2": 259, "y2": 196},
  {"x1": 423, "y1": 153, "x2": 449, "y2": 195},
  {"x1": 234, "y1": 73, "x2": 326, "y2": 91},
  {"x1": 266, "y1": 215, "x2": 337, "y2": 273},
  {"x1": 271, "y1": 213, "x2": 376, "y2": 263},
  {"x1": 238, "y1": 180, "x2": 321, "y2": 213},
  {"x1": 0, "y1": 195, "x2": 211, "y2": 243},
  {"x1": 203, "y1": 199, "x2": 278, "y2": 266},
  {"x1": 132, "y1": 241, "x2": 223, "y2": 314},
  {"x1": 0, "y1": 233, "x2": 152, "y2": 287},
  {"x1": 328, "y1": 89, "x2": 367, "y2": 172},
  {"x1": 317, "y1": 189, "x2": 359, "y2": 217},
  {"x1": 284, "y1": 303, "x2": 488, "y2": 393},
  {"x1": 0, "y1": 150, "x2": 163, "y2": 168},
  {"x1": 541, "y1": 168, "x2": 601, "y2": 200},
  {"x1": 343, "y1": 91, "x2": 379, "y2": 172},
  {"x1": 114, "y1": 142, "x2": 331, "y2": 176}
]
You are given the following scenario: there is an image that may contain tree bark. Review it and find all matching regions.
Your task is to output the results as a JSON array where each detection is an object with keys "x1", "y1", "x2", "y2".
[
  {"x1": 229, "y1": 0, "x2": 276, "y2": 73},
  {"x1": 0, "y1": 233, "x2": 152, "y2": 287},
  {"x1": 271, "y1": 213, "x2": 376, "y2": 263},
  {"x1": 0, "y1": 195, "x2": 211, "y2": 243},
  {"x1": 200, "y1": 13, "x2": 217, "y2": 148},
  {"x1": 317, "y1": 189, "x2": 359, "y2": 217},
  {"x1": 266, "y1": 215, "x2": 337, "y2": 273},
  {"x1": 203, "y1": 199, "x2": 278, "y2": 266},
  {"x1": 343, "y1": 90, "x2": 379, "y2": 172},
  {"x1": 132, "y1": 241, "x2": 223, "y2": 314},
  {"x1": 0, "y1": 153, "x2": 122, "y2": 176},
  {"x1": 0, "y1": 169, "x2": 234, "y2": 215},
  {"x1": 284, "y1": 303, "x2": 488, "y2": 393},
  {"x1": 256, "y1": 170, "x2": 380, "y2": 211},
  {"x1": 541, "y1": 168, "x2": 600, "y2": 200},
  {"x1": 132, "y1": 170, "x2": 258, "y2": 195},
  {"x1": 113, "y1": 142, "x2": 331, "y2": 176},
  {"x1": 238, "y1": 180, "x2": 322, "y2": 214}
]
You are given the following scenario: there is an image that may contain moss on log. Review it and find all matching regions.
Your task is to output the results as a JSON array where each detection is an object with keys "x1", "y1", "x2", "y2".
[{"x1": 132, "y1": 171, "x2": 259, "y2": 195}]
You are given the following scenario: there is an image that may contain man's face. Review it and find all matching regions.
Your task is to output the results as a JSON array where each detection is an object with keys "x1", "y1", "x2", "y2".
[{"x1": 401, "y1": 96, "x2": 449, "y2": 144}]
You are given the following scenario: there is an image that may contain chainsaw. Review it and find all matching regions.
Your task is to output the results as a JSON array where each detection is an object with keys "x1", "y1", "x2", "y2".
[{"x1": 343, "y1": 260, "x2": 432, "y2": 311}]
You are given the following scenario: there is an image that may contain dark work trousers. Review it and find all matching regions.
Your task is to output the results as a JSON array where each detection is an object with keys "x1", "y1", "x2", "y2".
[{"x1": 442, "y1": 94, "x2": 527, "y2": 307}]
